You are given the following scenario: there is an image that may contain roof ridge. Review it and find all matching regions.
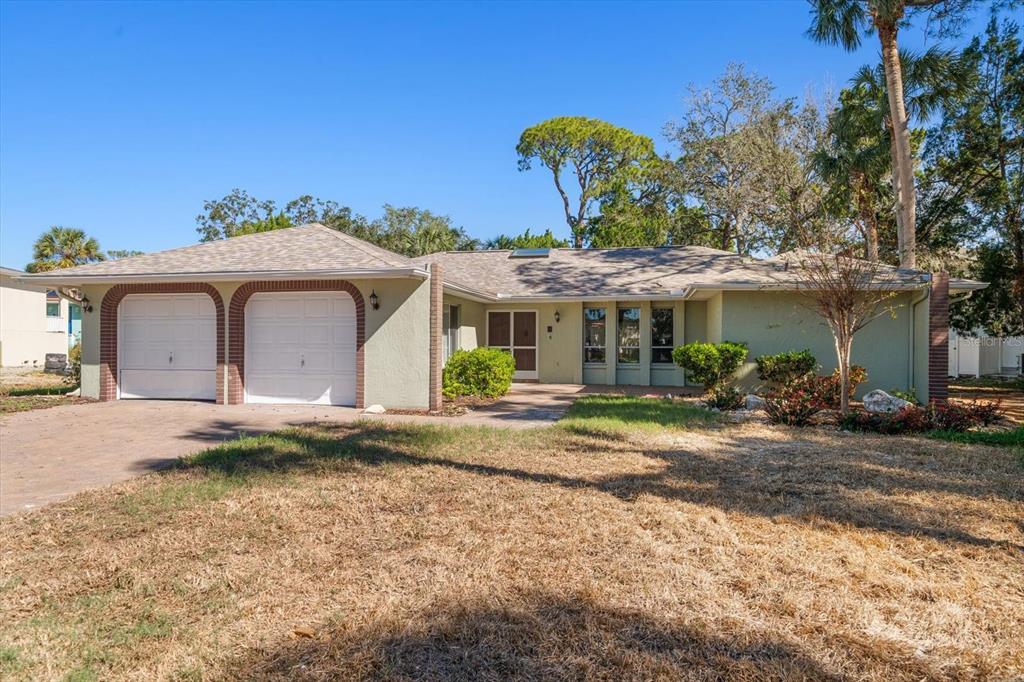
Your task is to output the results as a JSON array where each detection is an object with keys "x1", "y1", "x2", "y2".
[{"x1": 308, "y1": 223, "x2": 409, "y2": 267}]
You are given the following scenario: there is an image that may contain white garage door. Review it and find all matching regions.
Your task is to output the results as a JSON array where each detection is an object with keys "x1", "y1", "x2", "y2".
[
  {"x1": 119, "y1": 294, "x2": 217, "y2": 400},
  {"x1": 245, "y1": 291, "x2": 357, "y2": 406}
]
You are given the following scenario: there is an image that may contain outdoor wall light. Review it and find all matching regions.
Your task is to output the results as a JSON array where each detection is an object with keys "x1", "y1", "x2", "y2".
[
  {"x1": 369, "y1": 290, "x2": 380, "y2": 310},
  {"x1": 81, "y1": 296, "x2": 93, "y2": 313},
  {"x1": 554, "y1": 310, "x2": 560, "y2": 323}
]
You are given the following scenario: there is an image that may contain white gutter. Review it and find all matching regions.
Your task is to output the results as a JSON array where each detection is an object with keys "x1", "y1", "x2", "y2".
[{"x1": 16, "y1": 267, "x2": 431, "y2": 286}]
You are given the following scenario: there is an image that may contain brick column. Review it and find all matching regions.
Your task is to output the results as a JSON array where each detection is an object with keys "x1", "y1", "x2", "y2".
[
  {"x1": 928, "y1": 272, "x2": 950, "y2": 404},
  {"x1": 428, "y1": 263, "x2": 443, "y2": 411}
]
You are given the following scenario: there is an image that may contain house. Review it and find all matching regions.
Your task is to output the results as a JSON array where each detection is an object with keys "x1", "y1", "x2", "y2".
[
  {"x1": 20, "y1": 223, "x2": 986, "y2": 408},
  {"x1": 0, "y1": 266, "x2": 80, "y2": 368}
]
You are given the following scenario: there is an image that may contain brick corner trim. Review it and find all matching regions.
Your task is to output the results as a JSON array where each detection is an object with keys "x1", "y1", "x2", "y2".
[
  {"x1": 928, "y1": 271, "x2": 950, "y2": 404},
  {"x1": 227, "y1": 281, "x2": 366, "y2": 408},
  {"x1": 428, "y1": 263, "x2": 443, "y2": 412},
  {"x1": 100, "y1": 283, "x2": 226, "y2": 403}
]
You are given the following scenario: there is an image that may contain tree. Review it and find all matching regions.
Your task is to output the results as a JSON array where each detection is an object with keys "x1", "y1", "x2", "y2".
[
  {"x1": 920, "y1": 17, "x2": 1023, "y2": 335},
  {"x1": 807, "y1": 0, "x2": 980, "y2": 269},
  {"x1": 25, "y1": 227, "x2": 105, "y2": 272},
  {"x1": 106, "y1": 249, "x2": 144, "y2": 260},
  {"x1": 195, "y1": 188, "x2": 278, "y2": 241},
  {"x1": 370, "y1": 205, "x2": 478, "y2": 257},
  {"x1": 517, "y1": 117, "x2": 656, "y2": 248},
  {"x1": 666, "y1": 63, "x2": 802, "y2": 255},
  {"x1": 783, "y1": 233, "x2": 903, "y2": 414},
  {"x1": 485, "y1": 229, "x2": 569, "y2": 250}
]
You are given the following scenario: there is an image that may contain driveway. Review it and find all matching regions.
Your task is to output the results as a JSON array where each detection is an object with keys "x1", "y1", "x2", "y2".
[{"x1": 0, "y1": 384, "x2": 583, "y2": 516}]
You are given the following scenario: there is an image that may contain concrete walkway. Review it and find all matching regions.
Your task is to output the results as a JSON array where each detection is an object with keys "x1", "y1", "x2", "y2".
[{"x1": 0, "y1": 384, "x2": 586, "y2": 516}]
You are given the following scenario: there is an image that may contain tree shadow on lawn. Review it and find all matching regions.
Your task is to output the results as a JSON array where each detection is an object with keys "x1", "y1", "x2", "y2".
[
  {"x1": 173, "y1": 421, "x2": 1023, "y2": 553},
  {"x1": 228, "y1": 589, "x2": 886, "y2": 681}
]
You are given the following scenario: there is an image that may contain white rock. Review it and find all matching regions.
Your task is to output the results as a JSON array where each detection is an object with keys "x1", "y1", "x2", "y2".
[
  {"x1": 745, "y1": 394, "x2": 766, "y2": 411},
  {"x1": 862, "y1": 389, "x2": 911, "y2": 414},
  {"x1": 362, "y1": 404, "x2": 386, "y2": 414}
]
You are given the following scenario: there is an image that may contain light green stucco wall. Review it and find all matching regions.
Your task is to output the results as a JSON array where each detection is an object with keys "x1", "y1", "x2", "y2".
[
  {"x1": 77, "y1": 277, "x2": 431, "y2": 408},
  {"x1": 720, "y1": 290, "x2": 917, "y2": 396}
]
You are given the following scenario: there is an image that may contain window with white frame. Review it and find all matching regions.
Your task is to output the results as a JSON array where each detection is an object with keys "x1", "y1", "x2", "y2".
[
  {"x1": 583, "y1": 307, "x2": 606, "y2": 363},
  {"x1": 651, "y1": 308, "x2": 674, "y2": 363},
  {"x1": 617, "y1": 308, "x2": 640, "y2": 363}
]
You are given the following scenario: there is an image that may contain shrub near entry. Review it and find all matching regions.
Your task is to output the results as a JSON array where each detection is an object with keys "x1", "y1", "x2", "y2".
[
  {"x1": 672, "y1": 341, "x2": 748, "y2": 391},
  {"x1": 442, "y1": 348, "x2": 515, "y2": 399}
]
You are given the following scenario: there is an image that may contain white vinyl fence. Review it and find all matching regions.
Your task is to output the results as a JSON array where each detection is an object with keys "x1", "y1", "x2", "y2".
[{"x1": 948, "y1": 329, "x2": 1024, "y2": 377}]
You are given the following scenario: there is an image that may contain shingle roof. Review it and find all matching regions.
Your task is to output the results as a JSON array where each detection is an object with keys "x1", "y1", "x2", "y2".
[
  {"x1": 22, "y1": 224, "x2": 417, "y2": 279},
  {"x1": 420, "y1": 247, "x2": 985, "y2": 299}
]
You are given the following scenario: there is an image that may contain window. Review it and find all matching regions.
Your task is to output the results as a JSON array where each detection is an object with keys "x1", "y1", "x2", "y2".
[
  {"x1": 583, "y1": 307, "x2": 606, "y2": 363},
  {"x1": 442, "y1": 304, "x2": 461, "y2": 363},
  {"x1": 651, "y1": 308, "x2": 674, "y2": 363},
  {"x1": 46, "y1": 302, "x2": 60, "y2": 317},
  {"x1": 617, "y1": 308, "x2": 640, "y2": 363}
]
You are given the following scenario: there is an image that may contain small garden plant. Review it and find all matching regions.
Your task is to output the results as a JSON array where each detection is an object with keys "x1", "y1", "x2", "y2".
[
  {"x1": 441, "y1": 348, "x2": 515, "y2": 399},
  {"x1": 672, "y1": 341, "x2": 748, "y2": 410},
  {"x1": 840, "y1": 400, "x2": 1004, "y2": 434}
]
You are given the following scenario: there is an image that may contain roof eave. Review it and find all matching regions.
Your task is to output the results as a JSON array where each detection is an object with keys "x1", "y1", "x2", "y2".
[{"x1": 17, "y1": 267, "x2": 431, "y2": 286}]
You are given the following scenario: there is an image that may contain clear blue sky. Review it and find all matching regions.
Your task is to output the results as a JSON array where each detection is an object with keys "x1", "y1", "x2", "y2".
[{"x1": 0, "y1": 0, "x2": 995, "y2": 268}]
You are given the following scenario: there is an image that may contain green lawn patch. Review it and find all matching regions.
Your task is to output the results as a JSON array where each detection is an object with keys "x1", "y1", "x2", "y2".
[
  {"x1": 927, "y1": 426, "x2": 1024, "y2": 450},
  {"x1": 559, "y1": 394, "x2": 720, "y2": 435},
  {"x1": 5, "y1": 384, "x2": 77, "y2": 397}
]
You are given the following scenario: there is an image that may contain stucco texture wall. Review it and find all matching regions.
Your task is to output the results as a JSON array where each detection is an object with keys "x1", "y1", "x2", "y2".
[
  {"x1": 0, "y1": 279, "x2": 71, "y2": 367},
  {"x1": 720, "y1": 291, "x2": 917, "y2": 396},
  {"x1": 77, "y1": 278, "x2": 430, "y2": 407}
]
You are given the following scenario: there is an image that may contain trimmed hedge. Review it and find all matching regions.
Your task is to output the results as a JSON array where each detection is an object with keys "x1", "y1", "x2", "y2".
[
  {"x1": 755, "y1": 349, "x2": 817, "y2": 384},
  {"x1": 672, "y1": 341, "x2": 748, "y2": 390},
  {"x1": 442, "y1": 348, "x2": 515, "y2": 399}
]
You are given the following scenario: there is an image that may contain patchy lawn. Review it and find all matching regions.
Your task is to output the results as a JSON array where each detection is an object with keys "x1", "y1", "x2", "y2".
[
  {"x1": 0, "y1": 371, "x2": 82, "y2": 414},
  {"x1": 1, "y1": 408, "x2": 1022, "y2": 680}
]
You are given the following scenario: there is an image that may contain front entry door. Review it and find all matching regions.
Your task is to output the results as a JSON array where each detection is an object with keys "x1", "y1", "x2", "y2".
[{"x1": 487, "y1": 311, "x2": 537, "y2": 380}]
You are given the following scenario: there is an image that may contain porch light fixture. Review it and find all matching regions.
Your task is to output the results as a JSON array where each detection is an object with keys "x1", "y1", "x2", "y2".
[
  {"x1": 554, "y1": 310, "x2": 561, "y2": 323},
  {"x1": 369, "y1": 290, "x2": 380, "y2": 310}
]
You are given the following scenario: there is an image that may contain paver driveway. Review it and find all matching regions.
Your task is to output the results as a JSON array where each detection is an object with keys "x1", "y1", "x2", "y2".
[
  {"x1": 0, "y1": 384, "x2": 584, "y2": 516},
  {"x1": 0, "y1": 401, "x2": 365, "y2": 515}
]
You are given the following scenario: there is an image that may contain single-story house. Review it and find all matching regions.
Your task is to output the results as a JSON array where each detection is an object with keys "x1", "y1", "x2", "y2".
[
  {"x1": 20, "y1": 223, "x2": 985, "y2": 408},
  {"x1": 1, "y1": 266, "x2": 80, "y2": 368}
]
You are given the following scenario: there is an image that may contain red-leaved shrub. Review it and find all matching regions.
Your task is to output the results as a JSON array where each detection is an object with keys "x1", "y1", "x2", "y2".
[
  {"x1": 763, "y1": 379, "x2": 829, "y2": 426},
  {"x1": 840, "y1": 400, "x2": 1003, "y2": 434}
]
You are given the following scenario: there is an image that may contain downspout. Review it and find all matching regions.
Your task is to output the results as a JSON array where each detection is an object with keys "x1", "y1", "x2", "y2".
[{"x1": 909, "y1": 280, "x2": 930, "y2": 393}]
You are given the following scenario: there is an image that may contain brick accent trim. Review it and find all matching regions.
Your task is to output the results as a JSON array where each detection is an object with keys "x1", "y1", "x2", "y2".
[
  {"x1": 428, "y1": 263, "x2": 443, "y2": 411},
  {"x1": 100, "y1": 283, "x2": 226, "y2": 403},
  {"x1": 928, "y1": 272, "x2": 950, "y2": 404},
  {"x1": 227, "y1": 281, "x2": 365, "y2": 407}
]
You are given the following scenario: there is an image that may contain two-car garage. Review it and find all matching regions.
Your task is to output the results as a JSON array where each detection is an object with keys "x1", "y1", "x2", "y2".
[{"x1": 116, "y1": 291, "x2": 357, "y2": 406}]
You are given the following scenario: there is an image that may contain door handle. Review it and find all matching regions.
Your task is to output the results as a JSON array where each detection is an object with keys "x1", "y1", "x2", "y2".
[
  {"x1": 169, "y1": 352, "x2": 174, "y2": 364},
  {"x1": 300, "y1": 355, "x2": 305, "y2": 367}
]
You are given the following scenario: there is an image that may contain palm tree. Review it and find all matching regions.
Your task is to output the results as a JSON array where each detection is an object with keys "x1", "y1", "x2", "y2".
[
  {"x1": 25, "y1": 226, "x2": 105, "y2": 272},
  {"x1": 817, "y1": 47, "x2": 967, "y2": 262},
  {"x1": 807, "y1": 0, "x2": 973, "y2": 268}
]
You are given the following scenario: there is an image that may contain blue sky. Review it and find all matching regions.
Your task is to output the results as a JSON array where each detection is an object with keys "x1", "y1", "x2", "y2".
[{"x1": 0, "y1": 0, "x2": 996, "y2": 268}]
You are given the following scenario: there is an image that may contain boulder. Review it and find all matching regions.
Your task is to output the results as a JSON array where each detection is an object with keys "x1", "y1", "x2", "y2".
[
  {"x1": 862, "y1": 389, "x2": 911, "y2": 414},
  {"x1": 362, "y1": 404, "x2": 386, "y2": 414},
  {"x1": 744, "y1": 394, "x2": 766, "y2": 411}
]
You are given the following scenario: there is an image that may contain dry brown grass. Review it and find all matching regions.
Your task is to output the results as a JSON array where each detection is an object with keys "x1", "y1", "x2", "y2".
[{"x1": 1, "y1": 408, "x2": 1022, "y2": 681}]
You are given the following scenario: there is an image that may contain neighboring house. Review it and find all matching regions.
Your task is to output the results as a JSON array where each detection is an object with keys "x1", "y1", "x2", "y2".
[
  {"x1": 949, "y1": 328, "x2": 1023, "y2": 378},
  {"x1": 0, "y1": 266, "x2": 78, "y2": 368},
  {"x1": 20, "y1": 223, "x2": 985, "y2": 408}
]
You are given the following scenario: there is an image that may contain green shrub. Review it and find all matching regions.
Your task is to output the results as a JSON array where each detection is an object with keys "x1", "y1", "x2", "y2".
[
  {"x1": 441, "y1": 348, "x2": 515, "y2": 399},
  {"x1": 64, "y1": 342, "x2": 81, "y2": 387},
  {"x1": 755, "y1": 349, "x2": 817, "y2": 384},
  {"x1": 672, "y1": 341, "x2": 748, "y2": 390},
  {"x1": 705, "y1": 386, "x2": 744, "y2": 411},
  {"x1": 889, "y1": 388, "x2": 919, "y2": 405}
]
